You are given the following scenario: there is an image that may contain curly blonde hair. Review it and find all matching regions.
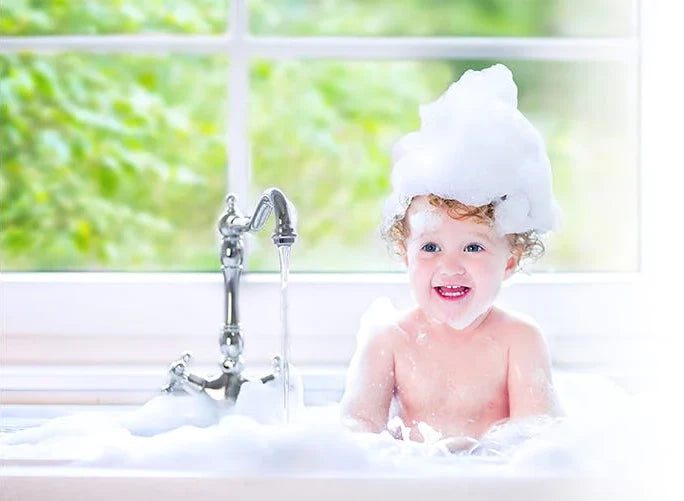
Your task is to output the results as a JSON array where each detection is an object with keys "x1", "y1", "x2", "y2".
[{"x1": 382, "y1": 195, "x2": 545, "y2": 271}]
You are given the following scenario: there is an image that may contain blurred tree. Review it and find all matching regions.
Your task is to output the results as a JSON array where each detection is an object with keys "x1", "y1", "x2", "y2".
[
  {"x1": 0, "y1": 53, "x2": 228, "y2": 270},
  {"x1": 0, "y1": 1, "x2": 637, "y2": 272},
  {"x1": 1, "y1": 0, "x2": 229, "y2": 35},
  {"x1": 249, "y1": 0, "x2": 632, "y2": 37}
]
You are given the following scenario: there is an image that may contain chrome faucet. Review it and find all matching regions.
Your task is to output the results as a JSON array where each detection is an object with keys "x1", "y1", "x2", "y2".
[{"x1": 162, "y1": 187, "x2": 297, "y2": 402}]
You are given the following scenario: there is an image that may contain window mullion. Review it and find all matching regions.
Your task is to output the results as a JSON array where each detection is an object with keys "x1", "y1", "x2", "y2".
[
  {"x1": 0, "y1": 36, "x2": 637, "y2": 62},
  {"x1": 227, "y1": 0, "x2": 250, "y2": 203},
  {"x1": 249, "y1": 36, "x2": 637, "y2": 62}
]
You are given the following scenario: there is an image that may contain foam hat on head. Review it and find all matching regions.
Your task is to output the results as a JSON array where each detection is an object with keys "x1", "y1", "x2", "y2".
[{"x1": 383, "y1": 63, "x2": 562, "y2": 236}]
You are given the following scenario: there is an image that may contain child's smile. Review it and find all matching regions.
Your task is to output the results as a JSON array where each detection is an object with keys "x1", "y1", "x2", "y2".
[{"x1": 433, "y1": 284, "x2": 471, "y2": 301}]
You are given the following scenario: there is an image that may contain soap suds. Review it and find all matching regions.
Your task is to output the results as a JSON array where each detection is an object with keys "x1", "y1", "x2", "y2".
[{"x1": 383, "y1": 64, "x2": 562, "y2": 237}]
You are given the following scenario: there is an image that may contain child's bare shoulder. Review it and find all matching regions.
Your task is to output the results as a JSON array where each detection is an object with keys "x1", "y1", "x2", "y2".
[
  {"x1": 356, "y1": 297, "x2": 408, "y2": 349},
  {"x1": 489, "y1": 306, "x2": 545, "y2": 347}
]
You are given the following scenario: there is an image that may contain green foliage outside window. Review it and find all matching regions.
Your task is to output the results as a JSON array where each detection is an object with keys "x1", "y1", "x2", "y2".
[
  {"x1": 0, "y1": 1, "x2": 637, "y2": 272},
  {"x1": 250, "y1": 0, "x2": 633, "y2": 37},
  {"x1": 1, "y1": 0, "x2": 229, "y2": 35},
  {"x1": 1, "y1": 53, "x2": 228, "y2": 270}
]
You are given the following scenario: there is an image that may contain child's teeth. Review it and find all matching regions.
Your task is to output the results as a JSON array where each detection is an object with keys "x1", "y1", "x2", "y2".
[{"x1": 437, "y1": 286, "x2": 468, "y2": 297}]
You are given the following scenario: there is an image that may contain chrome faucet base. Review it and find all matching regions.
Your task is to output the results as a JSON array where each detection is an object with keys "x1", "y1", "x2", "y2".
[{"x1": 162, "y1": 351, "x2": 282, "y2": 403}]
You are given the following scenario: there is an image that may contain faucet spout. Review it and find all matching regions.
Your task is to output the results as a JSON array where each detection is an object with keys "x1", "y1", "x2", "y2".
[
  {"x1": 248, "y1": 187, "x2": 297, "y2": 247},
  {"x1": 217, "y1": 188, "x2": 297, "y2": 332}
]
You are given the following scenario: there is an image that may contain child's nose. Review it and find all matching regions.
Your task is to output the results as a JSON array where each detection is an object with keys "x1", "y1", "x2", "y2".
[{"x1": 439, "y1": 256, "x2": 466, "y2": 276}]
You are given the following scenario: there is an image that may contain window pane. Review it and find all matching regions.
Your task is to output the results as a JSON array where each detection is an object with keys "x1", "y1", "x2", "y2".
[
  {"x1": 250, "y1": 0, "x2": 635, "y2": 37},
  {"x1": 1, "y1": 0, "x2": 230, "y2": 35},
  {"x1": 249, "y1": 59, "x2": 638, "y2": 273},
  {"x1": 1, "y1": 53, "x2": 228, "y2": 270}
]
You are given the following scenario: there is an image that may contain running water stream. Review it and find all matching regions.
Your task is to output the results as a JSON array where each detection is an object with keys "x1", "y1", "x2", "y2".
[{"x1": 278, "y1": 245, "x2": 291, "y2": 423}]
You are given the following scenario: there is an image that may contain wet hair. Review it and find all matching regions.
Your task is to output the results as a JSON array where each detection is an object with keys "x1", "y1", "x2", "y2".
[{"x1": 382, "y1": 194, "x2": 545, "y2": 272}]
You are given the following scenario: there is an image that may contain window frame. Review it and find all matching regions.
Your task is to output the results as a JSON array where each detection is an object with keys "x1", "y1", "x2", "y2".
[{"x1": 1, "y1": 1, "x2": 651, "y2": 397}]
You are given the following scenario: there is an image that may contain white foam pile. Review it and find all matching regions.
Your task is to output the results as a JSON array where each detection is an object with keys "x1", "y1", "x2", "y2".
[
  {"x1": 0, "y1": 370, "x2": 668, "y2": 477},
  {"x1": 383, "y1": 64, "x2": 562, "y2": 237}
]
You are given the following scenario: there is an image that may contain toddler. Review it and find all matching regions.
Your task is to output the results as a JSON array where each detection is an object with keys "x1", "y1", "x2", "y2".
[{"x1": 340, "y1": 64, "x2": 563, "y2": 442}]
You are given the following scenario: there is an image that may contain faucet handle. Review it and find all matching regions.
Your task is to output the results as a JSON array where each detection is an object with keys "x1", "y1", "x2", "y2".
[
  {"x1": 271, "y1": 355, "x2": 283, "y2": 376},
  {"x1": 218, "y1": 194, "x2": 251, "y2": 237},
  {"x1": 259, "y1": 355, "x2": 283, "y2": 384},
  {"x1": 171, "y1": 351, "x2": 193, "y2": 375},
  {"x1": 161, "y1": 351, "x2": 194, "y2": 393}
]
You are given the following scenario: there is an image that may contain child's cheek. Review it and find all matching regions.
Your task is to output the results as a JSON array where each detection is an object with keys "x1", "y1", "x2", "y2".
[{"x1": 408, "y1": 255, "x2": 435, "y2": 282}]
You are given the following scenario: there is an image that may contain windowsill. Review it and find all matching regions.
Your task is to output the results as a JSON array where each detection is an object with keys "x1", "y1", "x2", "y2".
[
  {"x1": 1, "y1": 270, "x2": 643, "y2": 284},
  {"x1": 2, "y1": 271, "x2": 645, "y2": 371}
]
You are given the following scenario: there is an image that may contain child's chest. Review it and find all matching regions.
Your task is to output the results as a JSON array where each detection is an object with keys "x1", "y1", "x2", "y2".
[{"x1": 393, "y1": 331, "x2": 510, "y2": 422}]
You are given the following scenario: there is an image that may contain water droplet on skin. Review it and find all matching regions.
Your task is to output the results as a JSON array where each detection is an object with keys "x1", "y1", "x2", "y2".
[{"x1": 416, "y1": 331, "x2": 428, "y2": 345}]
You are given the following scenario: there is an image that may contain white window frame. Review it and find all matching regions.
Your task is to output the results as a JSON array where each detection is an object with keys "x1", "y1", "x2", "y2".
[{"x1": 3, "y1": 0, "x2": 666, "y2": 403}]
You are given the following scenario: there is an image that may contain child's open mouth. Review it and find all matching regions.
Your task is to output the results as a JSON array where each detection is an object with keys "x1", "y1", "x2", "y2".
[{"x1": 434, "y1": 285, "x2": 471, "y2": 301}]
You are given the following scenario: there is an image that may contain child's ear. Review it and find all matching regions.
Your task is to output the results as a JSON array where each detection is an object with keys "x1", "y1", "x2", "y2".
[
  {"x1": 398, "y1": 243, "x2": 408, "y2": 266},
  {"x1": 503, "y1": 253, "x2": 519, "y2": 280}
]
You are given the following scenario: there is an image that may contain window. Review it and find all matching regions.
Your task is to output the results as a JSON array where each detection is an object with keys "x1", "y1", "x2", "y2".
[
  {"x1": 2, "y1": 0, "x2": 638, "y2": 272},
  {"x1": 2, "y1": 1, "x2": 644, "y2": 388}
]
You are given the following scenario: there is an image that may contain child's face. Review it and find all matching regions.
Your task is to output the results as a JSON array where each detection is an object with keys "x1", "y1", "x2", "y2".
[{"x1": 403, "y1": 196, "x2": 518, "y2": 331}]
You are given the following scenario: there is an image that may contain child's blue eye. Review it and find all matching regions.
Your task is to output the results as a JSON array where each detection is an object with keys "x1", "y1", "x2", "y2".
[
  {"x1": 464, "y1": 243, "x2": 484, "y2": 253},
  {"x1": 421, "y1": 242, "x2": 441, "y2": 253}
]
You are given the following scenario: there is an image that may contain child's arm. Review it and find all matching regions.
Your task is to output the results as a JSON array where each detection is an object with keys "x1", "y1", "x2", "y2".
[
  {"x1": 339, "y1": 322, "x2": 396, "y2": 433},
  {"x1": 507, "y1": 323, "x2": 563, "y2": 418}
]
